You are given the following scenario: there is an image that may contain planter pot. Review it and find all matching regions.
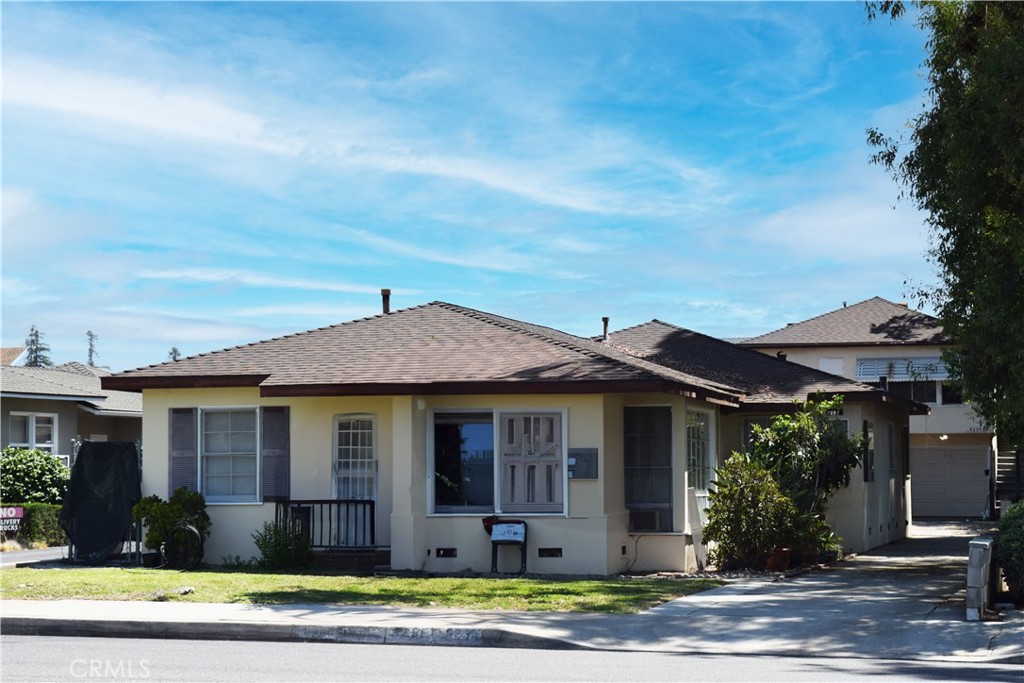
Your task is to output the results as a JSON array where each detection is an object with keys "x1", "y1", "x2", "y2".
[{"x1": 766, "y1": 548, "x2": 791, "y2": 572}]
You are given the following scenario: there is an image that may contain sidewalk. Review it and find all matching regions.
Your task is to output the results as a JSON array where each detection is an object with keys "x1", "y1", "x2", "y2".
[{"x1": 2, "y1": 521, "x2": 1022, "y2": 663}]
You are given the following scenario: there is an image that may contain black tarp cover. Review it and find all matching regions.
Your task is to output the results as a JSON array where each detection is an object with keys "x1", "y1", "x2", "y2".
[{"x1": 59, "y1": 441, "x2": 142, "y2": 564}]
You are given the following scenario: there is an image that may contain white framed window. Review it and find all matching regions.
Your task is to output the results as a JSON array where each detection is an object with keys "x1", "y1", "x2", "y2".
[
  {"x1": 334, "y1": 414, "x2": 377, "y2": 500},
  {"x1": 686, "y1": 409, "x2": 714, "y2": 511},
  {"x1": 9, "y1": 412, "x2": 57, "y2": 454},
  {"x1": 431, "y1": 409, "x2": 566, "y2": 515},
  {"x1": 200, "y1": 408, "x2": 258, "y2": 503}
]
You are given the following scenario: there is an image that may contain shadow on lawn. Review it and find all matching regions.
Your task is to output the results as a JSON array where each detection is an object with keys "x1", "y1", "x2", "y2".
[{"x1": 237, "y1": 576, "x2": 725, "y2": 613}]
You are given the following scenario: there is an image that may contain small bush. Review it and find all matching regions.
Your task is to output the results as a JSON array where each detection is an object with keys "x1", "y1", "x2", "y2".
[
  {"x1": 0, "y1": 447, "x2": 70, "y2": 505},
  {"x1": 132, "y1": 488, "x2": 211, "y2": 551},
  {"x1": 0, "y1": 503, "x2": 66, "y2": 546},
  {"x1": 994, "y1": 499, "x2": 1024, "y2": 602},
  {"x1": 704, "y1": 453, "x2": 798, "y2": 570},
  {"x1": 252, "y1": 520, "x2": 311, "y2": 569},
  {"x1": 19, "y1": 503, "x2": 67, "y2": 546}
]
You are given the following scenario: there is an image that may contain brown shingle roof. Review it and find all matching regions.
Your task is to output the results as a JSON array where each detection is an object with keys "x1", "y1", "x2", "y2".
[
  {"x1": 103, "y1": 302, "x2": 743, "y2": 404},
  {"x1": 607, "y1": 320, "x2": 900, "y2": 406},
  {"x1": 1, "y1": 347, "x2": 24, "y2": 365},
  {"x1": 740, "y1": 297, "x2": 946, "y2": 347}
]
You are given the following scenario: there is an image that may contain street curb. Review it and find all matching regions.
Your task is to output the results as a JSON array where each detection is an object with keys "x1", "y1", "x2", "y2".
[{"x1": 1, "y1": 617, "x2": 583, "y2": 651}]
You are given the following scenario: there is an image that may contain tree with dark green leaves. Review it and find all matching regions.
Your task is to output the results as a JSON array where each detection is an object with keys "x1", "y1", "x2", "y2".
[
  {"x1": 0, "y1": 447, "x2": 70, "y2": 504},
  {"x1": 866, "y1": 1, "x2": 1024, "y2": 445},
  {"x1": 24, "y1": 325, "x2": 53, "y2": 368}
]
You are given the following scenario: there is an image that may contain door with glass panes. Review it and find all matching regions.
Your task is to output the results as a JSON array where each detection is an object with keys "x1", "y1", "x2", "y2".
[{"x1": 333, "y1": 415, "x2": 376, "y2": 546}]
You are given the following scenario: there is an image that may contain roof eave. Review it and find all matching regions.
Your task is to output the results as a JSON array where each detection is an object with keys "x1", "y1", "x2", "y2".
[
  {"x1": 259, "y1": 379, "x2": 742, "y2": 406},
  {"x1": 0, "y1": 391, "x2": 99, "y2": 402},
  {"x1": 101, "y1": 374, "x2": 270, "y2": 392},
  {"x1": 740, "y1": 340, "x2": 946, "y2": 349}
]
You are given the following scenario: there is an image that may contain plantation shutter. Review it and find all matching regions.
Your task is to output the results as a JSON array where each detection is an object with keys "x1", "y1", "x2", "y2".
[
  {"x1": 261, "y1": 406, "x2": 290, "y2": 502},
  {"x1": 168, "y1": 408, "x2": 198, "y2": 495}
]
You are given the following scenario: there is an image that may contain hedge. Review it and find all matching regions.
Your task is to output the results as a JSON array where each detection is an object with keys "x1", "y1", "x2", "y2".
[{"x1": 1, "y1": 503, "x2": 67, "y2": 546}]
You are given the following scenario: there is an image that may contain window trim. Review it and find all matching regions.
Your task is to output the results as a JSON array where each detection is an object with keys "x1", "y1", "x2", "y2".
[
  {"x1": 198, "y1": 406, "x2": 260, "y2": 505},
  {"x1": 428, "y1": 407, "x2": 568, "y2": 517},
  {"x1": 8, "y1": 412, "x2": 58, "y2": 454},
  {"x1": 685, "y1": 407, "x2": 716, "y2": 505}
]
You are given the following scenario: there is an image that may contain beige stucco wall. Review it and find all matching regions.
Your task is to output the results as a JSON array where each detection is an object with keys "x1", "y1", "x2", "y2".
[{"x1": 140, "y1": 387, "x2": 731, "y2": 574}]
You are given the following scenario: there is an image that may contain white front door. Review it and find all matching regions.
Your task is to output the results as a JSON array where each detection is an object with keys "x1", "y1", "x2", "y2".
[{"x1": 334, "y1": 415, "x2": 376, "y2": 545}]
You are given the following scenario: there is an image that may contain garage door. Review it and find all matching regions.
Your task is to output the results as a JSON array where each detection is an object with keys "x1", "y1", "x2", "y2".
[{"x1": 911, "y1": 447, "x2": 989, "y2": 518}]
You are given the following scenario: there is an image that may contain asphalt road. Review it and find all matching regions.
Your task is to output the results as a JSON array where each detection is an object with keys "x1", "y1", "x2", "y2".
[{"x1": 3, "y1": 636, "x2": 1021, "y2": 683}]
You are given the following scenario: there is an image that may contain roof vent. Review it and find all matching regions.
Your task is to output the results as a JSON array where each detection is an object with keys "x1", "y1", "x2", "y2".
[
  {"x1": 381, "y1": 288, "x2": 391, "y2": 315},
  {"x1": 601, "y1": 317, "x2": 610, "y2": 342},
  {"x1": 777, "y1": 351, "x2": 787, "y2": 361},
  {"x1": 897, "y1": 301, "x2": 908, "y2": 308}
]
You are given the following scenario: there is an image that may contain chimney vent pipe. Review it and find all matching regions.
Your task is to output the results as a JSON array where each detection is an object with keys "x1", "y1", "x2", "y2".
[
  {"x1": 381, "y1": 288, "x2": 391, "y2": 315},
  {"x1": 602, "y1": 317, "x2": 610, "y2": 342}
]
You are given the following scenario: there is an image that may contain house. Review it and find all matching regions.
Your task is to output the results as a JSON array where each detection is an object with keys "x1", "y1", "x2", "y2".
[
  {"x1": 102, "y1": 299, "x2": 921, "y2": 574},
  {"x1": 740, "y1": 297, "x2": 999, "y2": 519},
  {"x1": 1, "y1": 363, "x2": 143, "y2": 466},
  {"x1": 2, "y1": 347, "x2": 26, "y2": 366}
]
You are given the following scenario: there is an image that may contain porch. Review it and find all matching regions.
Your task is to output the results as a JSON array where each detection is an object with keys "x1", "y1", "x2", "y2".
[{"x1": 275, "y1": 499, "x2": 389, "y2": 574}]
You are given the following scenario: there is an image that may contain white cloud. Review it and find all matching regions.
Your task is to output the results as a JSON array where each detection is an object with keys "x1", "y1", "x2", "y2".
[
  {"x1": 134, "y1": 268, "x2": 385, "y2": 295},
  {"x1": 4, "y1": 60, "x2": 301, "y2": 156}
]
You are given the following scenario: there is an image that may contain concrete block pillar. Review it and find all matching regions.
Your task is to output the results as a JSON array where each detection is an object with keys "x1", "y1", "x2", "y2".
[
  {"x1": 389, "y1": 396, "x2": 427, "y2": 570},
  {"x1": 966, "y1": 536, "x2": 994, "y2": 621}
]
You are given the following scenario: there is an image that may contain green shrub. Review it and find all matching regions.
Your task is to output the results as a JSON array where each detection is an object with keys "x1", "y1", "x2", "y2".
[
  {"x1": 252, "y1": 520, "x2": 311, "y2": 569},
  {"x1": 994, "y1": 499, "x2": 1024, "y2": 602},
  {"x1": 0, "y1": 503, "x2": 66, "y2": 546},
  {"x1": 131, "y1": 488, "x2": 211, "y2": 552},
  {"x1": 0, "y1": 447, "x2": 70, "y2": 505},
  {"x1": 703, "y1": 454, "x2": 798, "y2": 570}
]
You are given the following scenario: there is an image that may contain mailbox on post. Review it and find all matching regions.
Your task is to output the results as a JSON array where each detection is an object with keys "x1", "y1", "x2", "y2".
[{"x1": 489, "y1": 520, "x2": 528, "y2": 574}]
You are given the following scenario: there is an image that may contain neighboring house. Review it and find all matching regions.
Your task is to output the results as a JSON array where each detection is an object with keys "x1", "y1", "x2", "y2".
[
  {"x1": 2, "y1": 347, "x2": 26, "y2": 366},
  {"x1": 1, "y1": 362, "x2": 143, "y2": 466},
  {"x1": 740, "y1": 296, "x2": 998, "y2": 519},
  {"x1": 103, "y1": 300, "x2": 921, "y2": 575}
]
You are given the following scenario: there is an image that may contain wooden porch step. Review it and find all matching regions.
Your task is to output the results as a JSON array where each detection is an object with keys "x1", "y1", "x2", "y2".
[{"x1": 310, "y1": 548, "x2": 391, "y2": 576}]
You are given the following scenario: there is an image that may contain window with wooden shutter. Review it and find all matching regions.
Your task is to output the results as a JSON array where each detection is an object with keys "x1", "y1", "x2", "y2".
[
  {"x1": 168, "y1": 408, "x2": 198, "y2": 495},
  {"x1": 261, "y1": 406, "x2": 290, "y2": 502}
]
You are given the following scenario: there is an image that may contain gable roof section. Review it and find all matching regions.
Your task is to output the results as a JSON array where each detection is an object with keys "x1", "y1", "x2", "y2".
[
  {"x1": 103, "y1": 302, "x2": 743, "y2": 405},
  {"x1": 740, "y1": 297, "x2": 946, "y2": 348},
  {"x1": 607, "y1": 319, "x2": 927, "y2": 413},
  {"x1": 1, "y1": 365, "x2": 142, "y2": 415},
  {"x1": 1, "y1": 347, "x2": 25, "y2": 365}
]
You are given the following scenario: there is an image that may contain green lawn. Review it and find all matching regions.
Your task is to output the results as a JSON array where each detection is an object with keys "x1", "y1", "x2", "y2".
[{"x1": 0, "y1": 566, "x2": 722, "y2": 613}]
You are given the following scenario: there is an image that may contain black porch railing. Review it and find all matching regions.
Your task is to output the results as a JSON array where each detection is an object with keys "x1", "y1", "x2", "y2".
[{"x1": 275, "y1": 499, "x2": 376, "y2": 548}]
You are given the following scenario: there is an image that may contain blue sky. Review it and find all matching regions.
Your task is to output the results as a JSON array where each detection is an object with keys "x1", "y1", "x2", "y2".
[{"x1": 2, "y1": 2, "x2": 933, "y2": 372}]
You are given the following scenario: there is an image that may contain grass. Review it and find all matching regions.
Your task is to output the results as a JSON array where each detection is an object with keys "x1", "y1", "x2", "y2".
[{"x1": 0, "y1": 566, "x2": 723, "y2": 613}]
